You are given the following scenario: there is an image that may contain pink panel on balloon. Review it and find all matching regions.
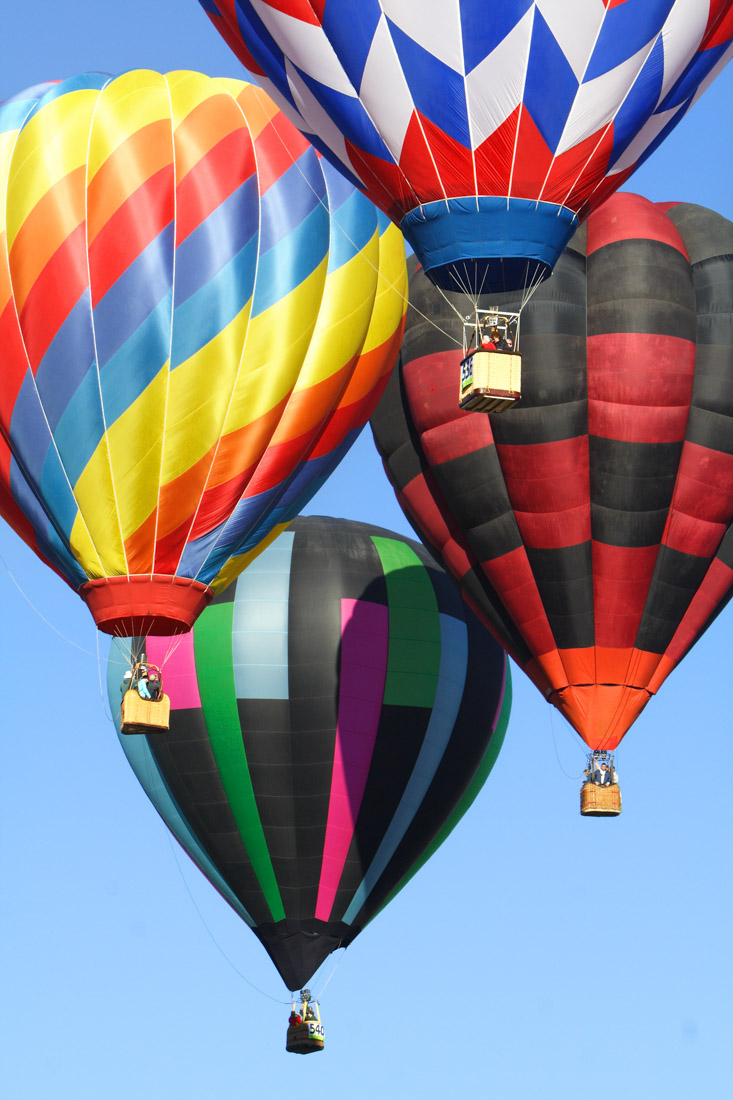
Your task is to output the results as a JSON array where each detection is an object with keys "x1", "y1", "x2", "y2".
[
  {"x1": 315, "y1": 598, "x2": 389, "y2": 921},
  {"x1": 147, "y1": 633, "x2": 202, "y2": 711}
]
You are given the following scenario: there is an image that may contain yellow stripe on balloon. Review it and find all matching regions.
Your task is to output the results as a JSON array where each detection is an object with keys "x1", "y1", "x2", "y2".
[
  {"x1": 360, "y1": 221, "x2": 409, "y2": 355},
  {"x1": 86, "y1": 70, "x2": 172, "y2": 182},
  {"x1": 217, "y1": 80, "x2": 281, "y2": 143},
  {"x1": 290, "y1": 227, "x2": 381, "y2": 394},
  {"x1": 218, "y1": 259, "x2": 328, "y2": 438},
  {"x1": 158, "y1": 302, "x2": 252, "y2": 485},
  {"x1": 73, "y1": 363, "x2": 169, "y2": 561},
  {"x1": 168, "y1": 76, "x2": 249, "y2": 186},
  {"x1": 5, "y1": 89, "x2": 99, "y2": 250}
]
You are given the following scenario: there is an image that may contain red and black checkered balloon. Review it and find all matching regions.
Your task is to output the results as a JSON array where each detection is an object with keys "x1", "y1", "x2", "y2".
[{"x1": 371, "y1": 192, "x2": 733, "y2": 750}]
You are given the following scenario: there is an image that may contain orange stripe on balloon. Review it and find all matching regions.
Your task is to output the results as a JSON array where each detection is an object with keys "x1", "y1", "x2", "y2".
[
  {"x1": 18, "y1": 221, "x2": 89, "y2": 370},
  {"x1": 86, "y1": 119, "x2": 173, "y2": 246},
  {"x1": 8, "y1": 164, "x2": 86, "y2": 313},
  {"x1": 268, "y1": 360, "x2": 354, "y2": 448},
  {"x1": 173, "y1": 92, "x2": 249, "y2": 183},
  {"x1": 88, "y1": 166, "x2": 173, "y2": 303}
]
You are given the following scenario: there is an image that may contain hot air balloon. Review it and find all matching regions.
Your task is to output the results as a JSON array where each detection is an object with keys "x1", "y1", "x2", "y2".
[
  {"x1": 198, "y1": 1, "x2": 733, "y2": 299},
  {"x1": 371, "y1": 192, "x2": 733, "y2": 814},
  {"x1": 0, "y1": 71, "x2": 407, "y2": 637},
  {"x1": 106, "y1": 516, "x2": 511, "y2": 1023}
]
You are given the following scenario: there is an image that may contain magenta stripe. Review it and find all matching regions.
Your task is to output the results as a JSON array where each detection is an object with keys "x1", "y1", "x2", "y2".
[
  {"x1": 147, "y1": 633, "x2": 202, "y2": 711},
  {"x1": 315, "y1": 599, "x2": 389, "y2": 920}
]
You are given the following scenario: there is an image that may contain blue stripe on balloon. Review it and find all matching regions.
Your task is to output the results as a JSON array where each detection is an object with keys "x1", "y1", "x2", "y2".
[
  {"x1": 0, "y1": 95, "x2": 42, "y2": 134},
  {"x1": 322, "y1": 0, "x2": 382, "y2": 89},
  {"x1": 93, "y1": 223, "x2": 174, "y2": 368},
  {"x1": 20, "y1": 73, "x2": 110, "y2": 128},
  {"x1": 170, "y1": 236, "x2": 257, "y2": 369},
  {"x1": 39, "y1": 443, "x2": 84, "y2": 541},
  {"x1": 8, "y1": 455, "x2": 86, "y2": 585},
  {"x1": 230, "y1": 1, "x2": 293, "y2": 105},
  {"x1": 386, "y1": 16, "x2": 470, "y2": 146},
  {"x1": 657, "y1": 41, "x2": 732, "y2": 112},
  {"x1": 321, "y1": 157, "x2": 358, "y2": 216},
  {"x1": 258, "y1": 151, "x2": 326, "y2": 256},
  {"x1": 252, "y1": 202, "x2": 330, "y2": 316},
  {"x1": 523, "y1": 8, "x2": 579, "y2": 154},
  {"x1": 53, "y1": 360, "x2": 106, "y2": 487},
  {"x1": 342, "y1": 612, "x2": 469, "y2": 923},
  {"x1": 296, "y1": 67, "x2": 393, "y2": 161},
  {"x1": 34, "y1": 290, "x2": 95, "y2": 433},
  {"x1": 231, "y1": 530, "x2": 294, "y2": 701},
  {"x1": 9, "y1": 371, "x2": 55, "y2": 485},
  {"x1": 180, "y1": 481, "x2": 283, "y2": 583},
  {"x1": 584, "y1": 0, "x2": 672, "y2": 83},
  {"x1": 173, "y1": 176, "x2": 258, "y2": 308},
  {"x1": 97, "y1": 297, "x2": 172, "y2": 428},
  {"x1": 610, "y1": 33, "x2": 665, "y2": 160},
  {"x1": 328, "y1": 187, "x2": 375, "y2": 269},
  {"x1": 461, "y1": 0, "x2": 534, "y2": 74}
]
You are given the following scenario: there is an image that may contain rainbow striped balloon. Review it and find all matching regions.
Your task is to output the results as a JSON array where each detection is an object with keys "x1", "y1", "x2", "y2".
[{"x1": 0, "y1": 71, "x2": 407, "y2": 635}]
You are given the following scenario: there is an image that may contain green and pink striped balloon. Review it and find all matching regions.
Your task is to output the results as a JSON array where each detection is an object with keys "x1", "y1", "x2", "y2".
[{"x1": 108, "y1": 515, "x2": 510, "y2": 990}]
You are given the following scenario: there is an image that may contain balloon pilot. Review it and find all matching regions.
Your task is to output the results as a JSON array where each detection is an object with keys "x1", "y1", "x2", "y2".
[
  {"x1": 286, "y1": 988, "x2": 324, "y2": 1055},
  {"x1": 580, "y1": 750, "x2": 621, "y2": 817},
  {"x1": 120, "y1": 657, "x2": 170, "y2": 736},
  {"x1": 459, "y1": 309, "x2": 522, "y2": 414}
]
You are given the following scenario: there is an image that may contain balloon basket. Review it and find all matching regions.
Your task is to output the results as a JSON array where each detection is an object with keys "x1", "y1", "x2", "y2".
[
  {"x1": 580, "y1": 782, "x2": 622, "y2": 817},
  {"x1": 285, "y1": 1022, "x2": 325, "y2": 1055},
  {"x1": 458, "y1": 351, "x2": 521, "y2": 413},
  {"x1": 120, "y1": 690, "x2": 170, "y2": 735},
  {"x1": 286, "y1": 992, "x2": 324, "y2": 1055}
]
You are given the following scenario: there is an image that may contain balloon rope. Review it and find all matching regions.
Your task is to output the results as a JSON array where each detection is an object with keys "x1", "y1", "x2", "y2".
[
  {"x1": 312, "y1": 947, "x2": 346, "y2": 1002},
  {"x1": 549, "y1": 705, "x2": 586, "y2": 780},
  {"x1": 95, "y1": 628, "x2": 116, "y2": 723},
  {"x1": 0, "y1": 548, "x2": 99, "y2": 656},
  {"x1": 165, "y1": 830, "x2": 290, "y2": 1005}
]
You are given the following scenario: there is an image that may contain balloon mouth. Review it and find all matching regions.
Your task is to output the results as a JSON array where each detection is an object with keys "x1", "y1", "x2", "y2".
[
  {"x1": 79, "y1": 574, "x2": 213, "y2": 636},
  {"x1": 400, "y1": 196, "x2": 578, "y2": 294}
]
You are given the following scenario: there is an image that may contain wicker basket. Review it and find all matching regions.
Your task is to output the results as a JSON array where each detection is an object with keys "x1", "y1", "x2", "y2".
[
  {"x1": 120, "y1": 690, "x2": 170, "y2": 735},
  {"x1": 580, "y1": 782, "x2": 622, "y2": 817},
  {"x1": 286, "y1": 1021, "x2": 325, "y2": 1055},
  {"x1": 458, "y1": 351, "x2": 521, "y2": 413}
]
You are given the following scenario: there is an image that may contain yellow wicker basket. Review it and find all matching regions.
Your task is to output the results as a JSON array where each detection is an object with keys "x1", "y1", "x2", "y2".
[
  {"x1": 120, "y1": 690, "x2": 170, "y2": 735},
  {"x1": 580, "y1": 782, "x2": 622, "y2": 817},
  {"x1": 458, "y1": 351, "x2": 521, "y2": 413}
]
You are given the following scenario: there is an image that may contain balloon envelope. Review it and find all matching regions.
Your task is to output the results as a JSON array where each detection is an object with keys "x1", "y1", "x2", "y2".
[
  {"x1": 108, "y1": 516, "x2": 510, "y2": 990},
  {"x1": 371, "y1": 193, "x2": 733, "y2": 750},
  {"x1": 199, "y1": 1, "x2": 733, "y2": 293},
  {"x1": 0, "y1": 72, "x2": 407, "y2": 635}
]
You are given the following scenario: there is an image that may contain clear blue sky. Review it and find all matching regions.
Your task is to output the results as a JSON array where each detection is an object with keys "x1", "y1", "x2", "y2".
[{"x1": 1, "y1": 5, "x2": 731, "y2": 1098}]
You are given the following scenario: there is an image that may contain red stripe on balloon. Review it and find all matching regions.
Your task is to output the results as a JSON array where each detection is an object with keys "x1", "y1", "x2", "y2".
[
  {"x1": 18, "y1": 222, "x2": 88, "y2": 371},
  {"x1": 587, "y1": 333, "x2": 695, "y2": 443},
  {"x1": 88, "y1": 168, "x2": 173, "y2": 304},
  {"x1": 174, "y1": 127, "x2": 256, "y2": 245},
  {"x1": 586, "y1": 191, "x2": 690, "y2": 256},
  {"x1": 495, "y1": 437, "x2": 589, "y2": 527},
  {"x1": 592, "y1": 542, "x2": 659, "y2": 648}
]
